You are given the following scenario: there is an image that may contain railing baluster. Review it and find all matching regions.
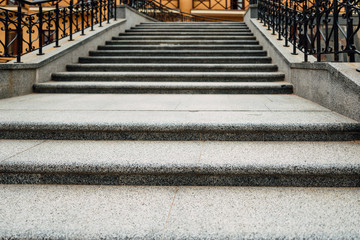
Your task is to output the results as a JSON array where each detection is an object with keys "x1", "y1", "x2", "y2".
[
  {"x1": 16, "y1": 1, "x2": 22, "y2": 63},
  {"x1": 99, "y1": 0, "x2": 103, "y2": 27},
  {"x1": 81, "y1": 0, "x2": 85, "y2": 35},
  {"x1": 315, "y1": 0, "x2": 321, "y2": 61},
  {"x1": 69, "y1": 0, "x2": 73, "y2": 40},
  {"x1": 345, "y1": 0, "x2": 355, "y2": 62},
  {"x1": 292, "y1": 3, "x2": 297, "y2": 55},
  {"x1": 303, "y1": 0, "x2": 308, "y2": 62},
  {"x1": 38, "y1": 4, "x2": 44, "y2": 55},
  {"x1": 55, "y1": 1, "x2": 60, "y2": 47},
  {"x1": 278, "y1": 0, "x2": 282, "y2": 40},
  {"x1": 284, "y1": 0, "x2": 289, "y2": 46},
  {"x1": 91, "y1": 0, "x2": 94, "y2": 30},
  {"x1": 333, "y1": 0, "x2": 339, "y2": 61}
]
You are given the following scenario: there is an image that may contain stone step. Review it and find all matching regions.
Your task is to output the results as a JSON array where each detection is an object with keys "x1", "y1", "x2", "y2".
[
  {"x1": 133, "y1": 25, "x2": 249, "y2": 29},
  {"x1": 112, "y1": 35, "x2": 256, "y2": 40},
  {"x1": 127, "y1": 28, "x2": 250, "y2": 32},
  {"x1": 3, "y1": 184, "x2": 358, "y2": 239},
  {"x1": 139, "y1": 22, "x2": 247, "y2": 25},
  {"x1": 66, "y1": 63, "x2": 276, "y2": 72},
  {"x1": 88, "y1": 50, "x2": 267, "y2": 57},
  {"x1": 105, "y1": 39, "x2": 260, "y2": 45},
  {"x1": 0, "y1": 93, "x2": 358, "y2": 141},
  {"x1": 51, "y1": 72, "x2": 284, "y2": 82},
  {"x1": 99, "y1": 45, "x2": 263, "y2": 50},
  {"x1": 120, "y1": 32, "x2": 253, "y2": 36},
  {"x1": 34, "y1": 82, "x2": 293, "y2": 94},
  {"x1": 78, "y1": 56, "x2": 272, "y2": 64},
  {"x1": 0, "y1": 140, "x2": 359, "y2": 186}
]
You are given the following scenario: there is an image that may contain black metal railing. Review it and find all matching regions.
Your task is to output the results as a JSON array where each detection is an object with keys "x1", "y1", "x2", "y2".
[
  {"x1": 258, "y1": 0, "x2": 360, "y2": 62},
  {"x1": 0, "y1": 0, "x2": 116, "y2": 62},
  {"x1": 121, "y1": 0, "x2": 236, "y2": 21}
]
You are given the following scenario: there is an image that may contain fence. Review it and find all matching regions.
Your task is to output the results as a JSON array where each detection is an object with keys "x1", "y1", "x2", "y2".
[
  {"x1": 0, "y1": 0, "x2": 116, "y2": 62},
  {"x1": 258, "y1": 0, "x2": 360, "y2": 62}
]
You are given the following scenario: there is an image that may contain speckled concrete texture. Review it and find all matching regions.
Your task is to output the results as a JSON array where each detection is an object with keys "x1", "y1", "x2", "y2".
[
  {"x1": 163, "y1": 187, "x2": 360, "y2": 239},
  {"x1": 0, "y1": 185, "x2": 175, "y2": 239},
  {"x1": 0, "y1": 185, "x2": 359, "y2": 239},
  {"x1": 0, "y1": 140, "x2": 359, "y2": 186}
]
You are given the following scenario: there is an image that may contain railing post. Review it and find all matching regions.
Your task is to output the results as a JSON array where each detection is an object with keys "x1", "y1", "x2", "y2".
[
  {"x1": 99, "y1": 0, "x2": 103, "y2": 27},
  {"x1": 345, "y1": 0, "x2": 355, "y2": 62},
  {"x1": 333, "y1": 0, "x2": 339, "y2": 61},
  {"x1": 292, "y1": 2, "x2": 297, "y2": 55},
  {"x1": 107, "y1": 0, "x2": 110, "y2": 23},
  {"x1": 303, "y1": 0, "x2": 308, "y2": 62},
  {"x1": 91, "y1": 0, "x2": 94, "y2": 30},
  {"x1": 278, "y1": 0, "x2": 282, "y2": 40},
  {"x1": 16, "y1": 1, "x2": 22, "y2": 63},
  {"x1": 69, "y1": 0, "x2": 74, "y2": 40},
  {"x1": 38, "y1": 4, "x2": 44, "y2": 55},
  {"x1": 315, "y1": 0, "x2": 321, "y2": 61},
  {"x1": 272, "y1": 0, "x2": 275, "y2": 34},
  {"x1": 55, "y1": 1, "x2": 60, "y2": 47},
  {"x1": 284, "y1": 0, "x2": 289, "y2": 46},
  {"x1": 4, "y1": 9, "x2": 9, "y2": 56},
  {"x1": 81, "y1": 0, "x2": 85, "y2": 35},
  {"x1": 114, "y1": 0, "x2": 117, "y2": 20}
]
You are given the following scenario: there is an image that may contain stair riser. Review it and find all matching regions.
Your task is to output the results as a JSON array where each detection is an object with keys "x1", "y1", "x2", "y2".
[
  {"x1": 34, "y1": 87, "x2": 293, "y2": 94},
  {"x1": 127, "y1": 28, "x2": 250, "y2": 32},
  {"x1": 0, "y1": 129, "x2": 358, "y2": 141},
  {"x1": 105, "y1": 40, "x2": 260, "y2": 45},
  {"x1": 78, "y1": 57, "x2": 272, "y2": 64},
  {"x1": 88, "y1": 52, "x2": 267, "y2": 57},
  {"x1": 66, "y1": 66, "x2": 277, "y2": 72},
  {"x1": 1, "y1": 172, "x2": 358, "y2": 187},
  {"x1": 98, "y1": 46, "x2": 263, "y2": 50},
  {"x1": 51, "y1": 76, "x2": 284, "y2": 82},
  {"x1": 113, "y1": 36, "x2": 256, "y2": 40},
  {"x1": 121, "y1": 32, "x2": 253, "y2": 36}
]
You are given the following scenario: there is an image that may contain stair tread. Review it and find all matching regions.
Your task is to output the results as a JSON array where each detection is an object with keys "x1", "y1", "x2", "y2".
[
  {"x1": 0, "y1": 184, "x2": 359, "y2": 239},
  {"x1": 0, "y1": 140, "x2": 359, "y2": 175}
]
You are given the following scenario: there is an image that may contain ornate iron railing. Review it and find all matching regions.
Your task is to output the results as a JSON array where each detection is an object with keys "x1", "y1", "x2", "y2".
[
  {"x1": 193, "y1": 0, "x2": 245, "y2": 10},
  {"x1": 258, "y1": 0, "x2": 360, "y2": 62},
  {"x1": 1, "y1": 0, "x2": 236, "y2": 63},
  {"x1": 121, "y1": 0, "x2": 236, "y2": 21},
  {"x1": 0, "y1": 0, "x2": 116, "y2": 62}
]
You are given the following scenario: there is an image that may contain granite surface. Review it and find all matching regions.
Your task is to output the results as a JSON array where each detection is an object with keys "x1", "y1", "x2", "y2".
[
  {"x1": 0, "y1": 140, "x2": 359, "y2": 186},
  {"x1": 0, "y1": 185, "x2": 359, "y2": 239}
]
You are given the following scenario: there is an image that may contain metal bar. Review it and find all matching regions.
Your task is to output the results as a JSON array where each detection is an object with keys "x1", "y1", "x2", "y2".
[
  {"x1": 315, "y1": 0, "x2": 321, "y2": 61},
  {"x1": 303, "y1": 0, "x2": 308, "y2": 62},
  {"x1": 38, "y1": 4, "x2": 44, "y2": 55},
  {"x1": 81, "y1": 0, "x2": 85, "y2": 35},
  {"x1": 284, "y1": 0, "x2": 289, "y2": 46},
  {"x1": 4, "y1": 8, "x2": 9, "y2": 56},
  {"x1": 69, "y1": 0, "x2": 73, "y2": 40},
  {"x1": 91, "y1": 0, "x2": 94, "y2": 30},
  {"x1": 55, "y1": 1, "x2": 60, "y2": 47},
  {"x1": 345, "y1": 0, "x2": 355, "y2": 62},
  {"x1": 114, "y1": 0, "x2": 117, "y2": 20},
  {"x1": 99, "y1": 0, "x2": 103, "y2": 27},
  {"x1": 107, "y1": 0, "x2": 110, "y2": 23},
  {"x1": 333, "y1": 0, "x2": 339, "y2": 61},
  {"x1": 292, "y1": 3, "x2": 297, "y2": 55},
  {"x1": 278, "y1": 0, "x2": 282, "y2": 40},
  {"x1": 16, "y1": 1, "x2": 22, "y2": 63}
]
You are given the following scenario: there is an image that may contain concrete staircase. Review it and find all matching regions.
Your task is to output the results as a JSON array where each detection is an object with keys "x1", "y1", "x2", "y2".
[{"x1": 0, "y1": 22, "x2": 359, "y2": 239}]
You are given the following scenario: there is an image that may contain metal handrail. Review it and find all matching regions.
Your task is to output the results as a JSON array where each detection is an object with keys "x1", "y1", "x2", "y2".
[{"x1": 258, "y1": 0, "x2": 360, "y2": 62}]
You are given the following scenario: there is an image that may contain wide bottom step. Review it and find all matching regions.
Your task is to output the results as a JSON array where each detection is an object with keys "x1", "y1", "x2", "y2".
[{"x1": 0, "y1": 185, "x2": 359, "y2": 239}]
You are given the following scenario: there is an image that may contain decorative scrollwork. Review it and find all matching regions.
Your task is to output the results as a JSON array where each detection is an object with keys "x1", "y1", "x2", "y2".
[{"x1": 258, "y1": 0, "x2": 360, "y2": 62}]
